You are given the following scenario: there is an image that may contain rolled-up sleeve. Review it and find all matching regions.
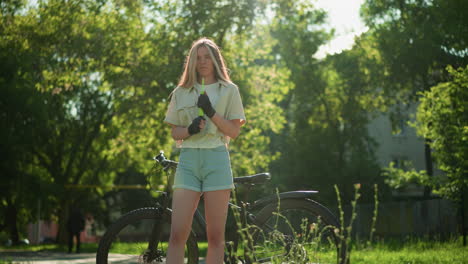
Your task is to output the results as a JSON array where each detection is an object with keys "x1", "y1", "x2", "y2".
[
  {"x1": 164, "y1": 93, "x2": 181, "y2": 126},
  {"x1": 226, "y1": 85, "x2": 246, "y2": 125}
]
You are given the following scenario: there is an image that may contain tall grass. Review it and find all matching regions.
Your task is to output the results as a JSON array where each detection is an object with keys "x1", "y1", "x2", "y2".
[
  {"x1": 2, "y1": 183, "x2": 464, "y2": 264},
  {"x1": 228, "y1": 189, "x2": 344, "y2": 263},
  {"x1": 334, "y1": 183, "x2": 362, "y2": 263},
  {"x1": 226, "y1": 183, "x2": 381, "y2": 263},
  {"x1": 368, "y1": 184, "x2": 379, "y2": 246}
]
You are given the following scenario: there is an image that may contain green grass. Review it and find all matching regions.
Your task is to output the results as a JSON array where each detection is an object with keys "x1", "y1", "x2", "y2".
[
  {"x1": 349, "y1": 238, "x2": 467, "y2": 264},
  {"x1": 106, "y1": 242, "x2": 208, "y2": 255},
  {"x1": 0, "y1": 238, "x2": 465, "y2": 263},
  {"x1": 213, "y1": 237, "x2": 466, "y2": 263}
]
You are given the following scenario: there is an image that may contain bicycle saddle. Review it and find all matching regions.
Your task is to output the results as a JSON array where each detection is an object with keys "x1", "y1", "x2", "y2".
[{"x1": 234, "y1": 173, "x2": 271, "y2": 185}]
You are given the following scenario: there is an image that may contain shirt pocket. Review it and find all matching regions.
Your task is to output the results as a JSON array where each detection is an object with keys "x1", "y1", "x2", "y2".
[{"x1": 175, "y1": 95, "x2": 198, "y2": 127}]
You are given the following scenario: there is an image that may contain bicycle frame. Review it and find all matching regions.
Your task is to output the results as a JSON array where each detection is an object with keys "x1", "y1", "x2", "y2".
[
  {"x1": 97, "y1": 152, "x2": 344, "y2": 264},
  {"x1": 189, "y1": 189, "x2": 321, "y2": 242},
  {"x1": 150, "y1": 151, "x2": 335, "y2": 262}
]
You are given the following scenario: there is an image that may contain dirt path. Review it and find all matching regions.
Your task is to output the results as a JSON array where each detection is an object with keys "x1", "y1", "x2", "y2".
[{"x1": 0, "y1": 251, "x2": 207, "y2": 264}]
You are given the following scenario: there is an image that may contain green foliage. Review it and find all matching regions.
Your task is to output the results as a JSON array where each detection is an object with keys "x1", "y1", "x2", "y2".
[
  {"x1": 0, "y1": 0, "x2": 260, "y2": 243},
  {"x1": 362, "y1": 0, "x2": 468, "y2": 205},
  {"x1": 2, "y1": 0, "x2": 170, "y2": 243},
  {"x1": 3, "y1": 0, "x2": 466, "y2": 245},
  {"x1": 361, "y1": 0, "x2": 468, "y2": 94},
  {"x1": 383, "y1": 162, "x2": 433, "y2": 189},
  {"x1": 383, "y1": 67, "x2": 468, "y2": 203},
  {"x1": 228, "y1": 25, "x2": 291, "y2": 177},
  {"x1": 270, "y1": 11, "x2": 384, "y2": 203},
  {"x1": 413, "y1": 66, "x2": 468, "y2": 201}
]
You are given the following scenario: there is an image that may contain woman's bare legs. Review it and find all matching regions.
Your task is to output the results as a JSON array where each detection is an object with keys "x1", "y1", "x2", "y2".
[
  {"x1": 204, "y1": 189, "x2": 231, "y2": 264},
  {"x1": 166, "y1": 189, "x2": 201, "y2": 264}
]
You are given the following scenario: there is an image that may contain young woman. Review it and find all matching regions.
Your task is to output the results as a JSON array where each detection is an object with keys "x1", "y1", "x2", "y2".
[{"x1": 164, "y1": 38, "x2": 246, "y2": 264}]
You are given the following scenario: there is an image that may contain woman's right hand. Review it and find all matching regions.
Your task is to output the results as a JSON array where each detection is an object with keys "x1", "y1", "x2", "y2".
[{"x1": 188, "y1": 116, "x2": 206, "y2": 135}]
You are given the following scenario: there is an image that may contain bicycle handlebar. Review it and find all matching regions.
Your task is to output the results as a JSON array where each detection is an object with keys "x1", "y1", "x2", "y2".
[{"x1": 153, "y1": 151, "x2": 178, "y2": 170}]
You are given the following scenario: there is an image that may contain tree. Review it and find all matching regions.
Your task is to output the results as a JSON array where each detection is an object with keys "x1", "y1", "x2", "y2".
[
  {"x1": 267, "y1": 0, "x2": 333, "y2": 201},
  {"x1": 0, "y1": 0, "x2": 168, "y2": 242},
  {"x1": 227, "y1": 24, "x2": 292, "y2": 185},
  {"x1": 415, "y1": 66, "x2": 468, "y2": 244},
  {"x1": 317, "y1": 34, "x2": 392, "y2": 203},
  {"x1": 361, "y1": 0, "x2": 468, "y2": 196},
  {"x1": 415, "y1": 66, "x2": 468, "y2": 202},
  {"x1": 0, "y1": 0, "x2": 261, "y2": 243},
  {"x1": 384, "y1": 66, "x2": 468, "y2": 244},
  {"x1": 265, "y1": 1, "x2": 387, "y2": 204},
  {"x1": 0, "y1": 1, "x2": 56, "y2": 244}
]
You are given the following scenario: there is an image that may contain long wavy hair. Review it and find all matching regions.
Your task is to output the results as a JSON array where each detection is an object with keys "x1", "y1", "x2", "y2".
[{"x1": 178, "y1": 38, "x2": 231, "y2": 88}]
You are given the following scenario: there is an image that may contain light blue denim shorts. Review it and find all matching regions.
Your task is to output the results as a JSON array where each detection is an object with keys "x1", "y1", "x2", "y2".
[{"x1": 173, "y1": 145, "x2": 234, "y2": 192}]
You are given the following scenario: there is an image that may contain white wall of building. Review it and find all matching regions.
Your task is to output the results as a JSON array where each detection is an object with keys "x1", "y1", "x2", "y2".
[
  {"x1": 368, "y1": 107, "x2": 426, "y2": 171},
  {"x1": 367, "y1": 104, "x2": 438, "y2": 197}
]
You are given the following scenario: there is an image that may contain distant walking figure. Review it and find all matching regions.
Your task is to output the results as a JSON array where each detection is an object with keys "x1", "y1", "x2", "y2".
[{"x1": 67, "y1": 207, "x2": 85, "y2": 253}]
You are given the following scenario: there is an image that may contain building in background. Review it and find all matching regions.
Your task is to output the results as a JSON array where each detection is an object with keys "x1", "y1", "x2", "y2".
[
  {"x1": 358, "y1": 106, "x2": 460, "y2": 238},
  {"x1": 367, "y1": 104, "x2": 442, "y2": 198},
  {"x1": 28, "y1": 215, "x2": 97, "y2": 245}
]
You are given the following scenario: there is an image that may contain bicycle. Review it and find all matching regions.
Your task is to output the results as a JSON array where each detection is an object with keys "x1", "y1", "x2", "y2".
[{"x1": 96, "y1": 151, "x2": 347, "y2": 264}]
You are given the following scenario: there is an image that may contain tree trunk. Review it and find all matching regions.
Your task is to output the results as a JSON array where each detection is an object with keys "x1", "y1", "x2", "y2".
[
  {"x1": 462, "y1": 188, "x2": 467, "y2": 246},
  {"x1": 423, "y1": 139, "x2": 433, "y2": 197},
  {"x1": 55, "y1": 201, "x2": 70, "y2": 244},
  {"x1": 5, "y1": 201, "x2": 19, "y2": 244},
  {"x1": 421, "y1": 139, "x2": 434, "y2": 236}
]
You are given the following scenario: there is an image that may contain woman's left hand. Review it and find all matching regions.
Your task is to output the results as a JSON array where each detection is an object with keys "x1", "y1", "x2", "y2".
[{"x1": 197, "y1": 93, "x2": 216, "y2": 118}]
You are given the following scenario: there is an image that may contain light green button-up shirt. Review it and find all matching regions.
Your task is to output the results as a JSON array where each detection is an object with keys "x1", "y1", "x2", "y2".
[{"x1": 164, "y1": 81, "x2": 246, "y2": 148}]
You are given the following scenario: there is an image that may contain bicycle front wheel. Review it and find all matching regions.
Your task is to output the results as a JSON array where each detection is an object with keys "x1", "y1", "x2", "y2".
[
  {"x1": 251, "y1": 198, "x2": 346, "y2": 264},
  {"x1": 96, "y1": 207, "x2": 199, "y2": 264}
]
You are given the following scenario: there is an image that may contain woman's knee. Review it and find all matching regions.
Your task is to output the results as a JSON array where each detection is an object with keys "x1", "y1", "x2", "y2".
[
  {"x1": 206, "y1": 232, "x2": 225, "y2": 247},
  {"x1": 169, "y1": 228, "x2": 190, "y2": 245}
]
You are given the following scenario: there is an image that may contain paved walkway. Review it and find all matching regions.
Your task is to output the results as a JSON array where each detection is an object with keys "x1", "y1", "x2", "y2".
[{"x1": 0, "y1": 251, "x2": 207, "y2": 264}]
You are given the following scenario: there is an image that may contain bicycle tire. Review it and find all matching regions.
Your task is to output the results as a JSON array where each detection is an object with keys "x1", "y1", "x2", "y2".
[
  {"x1": 96, "y1": 207, "x2": 199, "y2": 264},
  {"x1": 250, "y1": 198, "x2": 347, "y2": 264}
]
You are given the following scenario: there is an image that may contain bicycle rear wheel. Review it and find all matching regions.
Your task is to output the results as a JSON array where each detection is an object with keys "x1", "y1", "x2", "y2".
[
  {"x1": 96, "y1": 207, "x2": 199, "y2": 264},
  {"x1": 251, "y1": 198, "x2": 347, "y2": 264}
]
